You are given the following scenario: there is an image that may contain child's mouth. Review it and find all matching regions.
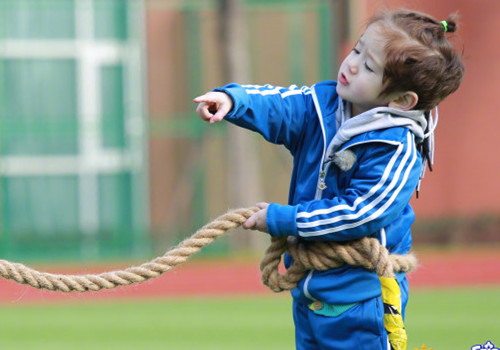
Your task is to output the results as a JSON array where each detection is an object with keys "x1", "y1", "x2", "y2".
[{"x1": 339, "y1": 73, "x2": 349, "y2": 85}]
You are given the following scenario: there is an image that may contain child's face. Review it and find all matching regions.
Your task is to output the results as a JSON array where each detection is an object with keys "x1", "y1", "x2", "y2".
[{"x1": 336, "y1": 23, "x2": 391, "y2": 115}]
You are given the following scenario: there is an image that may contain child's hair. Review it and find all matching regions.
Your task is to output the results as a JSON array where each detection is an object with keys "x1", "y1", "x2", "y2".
[{"x1": 368, "y1": 9, "x2": 465, "y2": 111}]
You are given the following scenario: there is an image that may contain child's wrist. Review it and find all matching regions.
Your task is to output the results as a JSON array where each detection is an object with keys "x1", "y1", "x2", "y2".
[{"x1": 266, "y1": 203, "x2": 298, "y2": 237}]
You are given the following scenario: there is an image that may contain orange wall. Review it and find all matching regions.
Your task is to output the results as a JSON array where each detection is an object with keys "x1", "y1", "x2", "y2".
[{"x1": 351, "y1": 0, "x2": 500, "y2": 219}]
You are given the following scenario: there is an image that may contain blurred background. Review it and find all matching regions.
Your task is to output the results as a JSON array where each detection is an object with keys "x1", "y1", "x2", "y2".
[
  {"x1": 0, "y1": 1, "x2": 498, "y2": 349},
  {"x1": 1, "y1": 0, "x2": 498, "y2": 263}
]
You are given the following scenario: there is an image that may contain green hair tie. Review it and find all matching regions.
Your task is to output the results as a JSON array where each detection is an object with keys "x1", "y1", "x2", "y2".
[{"x1": 440, "y1": 20, "x2": 448, "y2": 32}]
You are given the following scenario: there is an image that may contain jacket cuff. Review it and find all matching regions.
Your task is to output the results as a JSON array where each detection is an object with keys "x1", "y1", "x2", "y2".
[
  {"x1": 213, "y1": 84, "x2": 250, "y2": 119},
  {"x1": 266, "y1": 203, "x2": 298, "y2": 237}
]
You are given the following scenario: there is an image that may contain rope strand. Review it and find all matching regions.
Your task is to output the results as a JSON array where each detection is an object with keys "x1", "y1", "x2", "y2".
[
  {"x1": 0, "y1": 207, "x2": 417, "y2": 293},
  {"x1": 0, "y1": 207, "x2": 258, "y2": 293}
]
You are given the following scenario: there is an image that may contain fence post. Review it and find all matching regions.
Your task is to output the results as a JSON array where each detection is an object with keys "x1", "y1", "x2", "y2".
[{"x1": 218, "y1": 0, "x2": 266, "y2": 251}]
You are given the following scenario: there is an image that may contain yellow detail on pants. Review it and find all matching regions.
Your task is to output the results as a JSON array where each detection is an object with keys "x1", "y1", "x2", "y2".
[{"x1": 380, "y1": 276, "x2": 407, "y2": 350}]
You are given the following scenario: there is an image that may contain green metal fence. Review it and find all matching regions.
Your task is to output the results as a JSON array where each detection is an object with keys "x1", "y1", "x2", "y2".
[
  {"x1": 0, "y1": 0, "x2": 344, "y2": 261},
  {"x1": 0, "y1": 0, "x2": 149, "y2": 261}
]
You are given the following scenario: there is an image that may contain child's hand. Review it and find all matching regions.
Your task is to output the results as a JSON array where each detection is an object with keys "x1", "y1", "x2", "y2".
[
  {"x1": 243, "y1": 202, "x2": 269, "y2": 233},
  {"x1": 193, "y1": 91, "x2": 233, "y2": 124}
]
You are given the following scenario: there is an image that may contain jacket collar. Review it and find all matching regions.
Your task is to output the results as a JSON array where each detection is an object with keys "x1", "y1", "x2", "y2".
[{"x1": 327, "y1": 97, "x2": 427, "y2": 156}]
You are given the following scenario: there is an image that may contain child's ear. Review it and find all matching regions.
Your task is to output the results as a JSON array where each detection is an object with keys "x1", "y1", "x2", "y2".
[{"x1": 388, "y1": 91, "x2": 419, "y2": 111}]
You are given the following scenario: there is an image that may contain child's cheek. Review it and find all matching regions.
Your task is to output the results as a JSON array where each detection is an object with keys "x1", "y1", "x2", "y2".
[
  {"x1": 353, "y1": 84, "x2": 367, "y2": 97},
  {"x1": 356, "y1": 82, "x2": 378, "y2": 100}
]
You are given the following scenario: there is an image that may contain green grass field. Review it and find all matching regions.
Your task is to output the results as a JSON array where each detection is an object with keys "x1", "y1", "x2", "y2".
[{"x1": 0, "y1": 287, "x2": 498, "y2": 350}]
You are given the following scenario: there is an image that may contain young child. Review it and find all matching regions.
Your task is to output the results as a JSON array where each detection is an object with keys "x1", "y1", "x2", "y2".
[{"x1": 194, "y1": 9, "x2": 464, "y2": 350}]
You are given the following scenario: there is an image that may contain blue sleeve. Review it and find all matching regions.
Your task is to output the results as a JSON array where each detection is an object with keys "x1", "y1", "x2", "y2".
[
  {"x1": 266, "y1": 132, "x2": 422, "y2": 241},
  {"x1": 214, "y1": 83, "x2": 315, "y2": 154}
]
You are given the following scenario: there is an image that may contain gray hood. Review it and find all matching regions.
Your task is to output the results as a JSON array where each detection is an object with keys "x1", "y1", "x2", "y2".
[
  {"x1": 325, "y1": 97, "x2": 438, "y2": 193},
  {"x1": 326, "y1": 97, "x2": 427, "y2": 157}
]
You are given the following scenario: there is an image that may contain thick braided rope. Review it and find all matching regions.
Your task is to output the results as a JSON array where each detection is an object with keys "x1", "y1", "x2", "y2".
[
  {"x1": 0, "y1": 207, "x2": 259, "y2": 293},
  {"x1": 0, "y1": 206, "x2": 417, "y2": 294},
  {"x1": 260, "y1": 236, "x2": 418, "y2": 292}
]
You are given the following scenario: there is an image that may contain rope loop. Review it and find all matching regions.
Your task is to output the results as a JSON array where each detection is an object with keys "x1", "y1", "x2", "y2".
[{"x1": 260, "y1": 236, "x2": 417, "y2": 292}]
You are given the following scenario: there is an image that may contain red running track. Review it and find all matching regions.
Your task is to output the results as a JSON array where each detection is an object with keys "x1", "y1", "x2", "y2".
[{"x1": 0, "y1": 247, "x2": 498, "y2": 304}]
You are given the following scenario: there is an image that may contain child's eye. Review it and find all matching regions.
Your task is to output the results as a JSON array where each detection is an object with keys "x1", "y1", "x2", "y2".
[
  {"x1": 365, "y1": 63, "x2": 374, "y2": 72},
  {"x1": 352, "y1": 47, "x2": 360, "y2": 54}
]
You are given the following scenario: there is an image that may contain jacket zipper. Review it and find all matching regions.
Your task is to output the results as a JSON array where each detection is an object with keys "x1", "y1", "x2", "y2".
[
  {"x1": 309, "y1": 87, "x2": 329, "y2": 301},
  {"x1": 318, "y1": 171, "x2": 327, "y2": 190},
  {"x1": 316, "y1": 157, "x2": 334, "y2": 199}
]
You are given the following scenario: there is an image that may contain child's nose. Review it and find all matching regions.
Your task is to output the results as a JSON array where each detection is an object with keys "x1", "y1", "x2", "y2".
[{"x1": 348, "y1": 61, "x2": 358, "y2": 74}]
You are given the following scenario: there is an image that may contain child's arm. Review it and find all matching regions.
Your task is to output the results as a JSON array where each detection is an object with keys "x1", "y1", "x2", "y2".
[
  {"x1": 264, "y1": 138, "x2": 422, "y2": 241},
  {"x1": 195, "y1": 84, "x2": 315, "y2": 154}
]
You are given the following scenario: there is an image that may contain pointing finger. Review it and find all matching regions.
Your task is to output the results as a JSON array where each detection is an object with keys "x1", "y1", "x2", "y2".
[{"x1": 193, "y1": 91, "x2": 220, "y2": 104}]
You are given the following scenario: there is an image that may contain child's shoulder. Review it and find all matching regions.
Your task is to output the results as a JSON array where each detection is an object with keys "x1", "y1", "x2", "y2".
[
  {"x1": 311, "y1": 81, "x2": 340, "y2": 112},
  {"x1": 312, "y1": 80, "x2": 338, "y2": 90}
]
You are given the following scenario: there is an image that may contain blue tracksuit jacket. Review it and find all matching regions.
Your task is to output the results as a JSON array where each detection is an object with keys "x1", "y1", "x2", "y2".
[{"x1": 215, "y1": 81, "x2": 423, "y2": 305}]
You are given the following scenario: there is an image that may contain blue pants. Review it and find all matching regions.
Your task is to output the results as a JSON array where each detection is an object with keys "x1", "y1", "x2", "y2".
[
  {"x1": 293, "y1": 278, "x2": 409, "y2": 350},
  {"x1": 293, "y1": 297, "x2": 387, "y2": 350}
]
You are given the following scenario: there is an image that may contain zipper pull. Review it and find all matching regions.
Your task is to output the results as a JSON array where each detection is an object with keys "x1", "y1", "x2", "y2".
[{"x1": 318, "y1": 171, "x2": 327, "y2": 190}]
